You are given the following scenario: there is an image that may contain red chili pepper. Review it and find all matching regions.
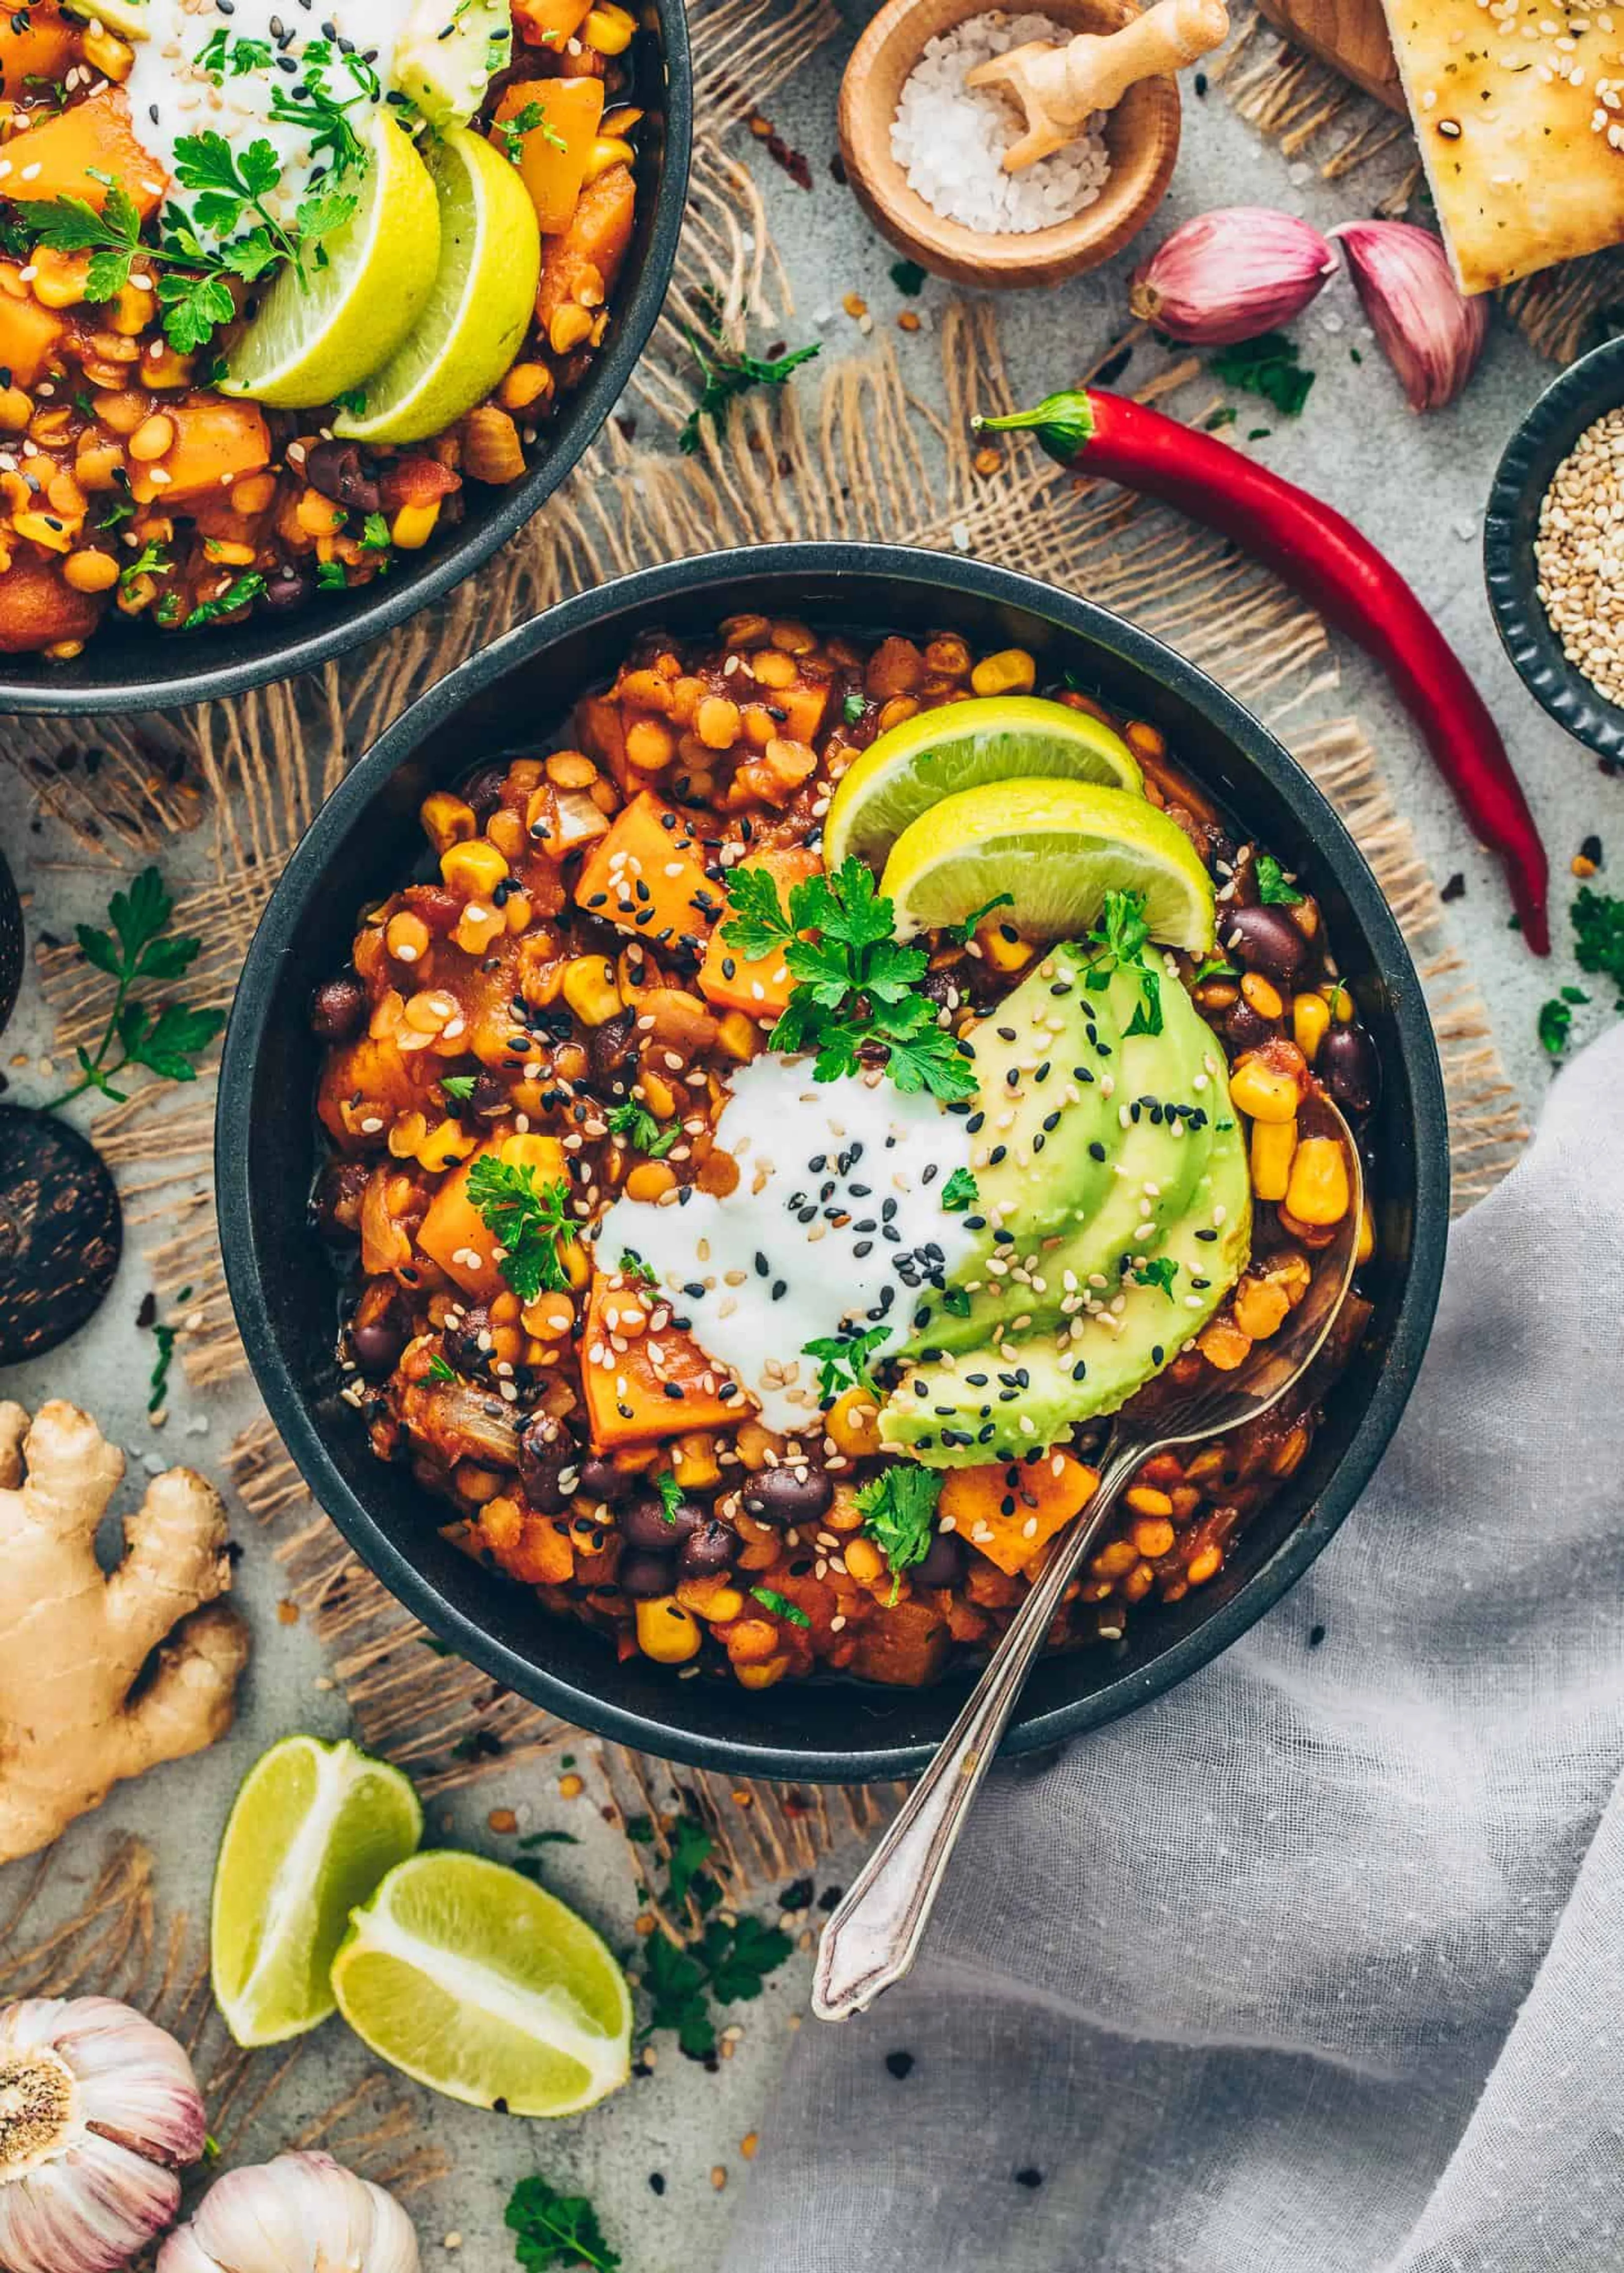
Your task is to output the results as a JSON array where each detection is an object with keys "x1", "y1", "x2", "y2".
[{"x1": 975, "y1": 390, "x2": 1550, "y2": 955}]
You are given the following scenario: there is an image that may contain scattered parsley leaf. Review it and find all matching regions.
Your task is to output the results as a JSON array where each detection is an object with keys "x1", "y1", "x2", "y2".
[
  {"x1": 1210, "y1": 331, "x2": 1315, "y2": 418},
  {"x1": 801, "y1": 1322, "x2": 890, "y2": 1404},
  {"x1": 856, "y1": 1464, "x2": 942, "y2": 1601},
  {"x1": 889, "y1": 258, "x2": 927, "y2": 296},
  {"x1": 39, "y1": 868, "x2": 223, "y2": 1109},
  {"x1": 1254, "y1": 853, "x2": 1304, "y2": 907},
  {"x1": 606, "y1": 1099, "x2": 678, "y2": 1156},
  {"x1": 465, "y1": 1154, "x2": 573, "y2": 1302},
  {"x1": 1573, "y1": 885, "x2": 1624, "y2": 1010},
  {"x1": 1193, "y1": 955, "x2": 1240, "y2": 984},
  {"x1": 143, "y1": 1280, "x2": 192, "y2": 1413},
  {"x1": 751, "y1": 1585, "x2": 812, "y2": 1628},
  {"x1": 679, "y1": 332, "x2": 820, "y2": 453},
  {"x1": 1132, "y1": 1256, "x2": 1179, "y2": 1298},
  {"x1": 655, "y1": 1470, "x2": 685, "y2": 1523},
  {"x1": 666, "y1": 1815, "x2": 716, "y2": 1908},
  {"x1": 1086, "y1": 888, "x2": 1162, "y2": 1036},
  {"x1": 955, "y1": 891, "x2": 1014, "y2": 945},
  {"x1": 497, "y1": 98, "x2": 568, "y2": 164},
  {"x1": 440, "y1": 1072, "x2": 478, "y2": 1101},
  {"x1": 618, "y1": 1248, "x2": 658, "y2": 1286},
  {"x1": 505, "y1": 2176, "x2": 621, "y2": 2273},
  {"x1": 842, "y1": 690, "x2": 866, "y2": 725},
  {"x1": 427, "y1": 1353, "x2": 458, "y2": 1381},
  {"x1": 332, "y1": 383, "x2": 368, "y2": 417},
  {"x1": 316, "y1": 559, "x2": 348, "y2": 591},
  {"x1": 940, "y1": 1166, "x2": 978, "y2": 1212},
  {"x1": 941, "y1": 1285, "x2": 972, "y2": 1318},
  {"x1": 182, "y1": 570, "x2": 266, "y2": 630},
  {"x1": 120, "y1": 538, "x2": 172, "y2": 594}
]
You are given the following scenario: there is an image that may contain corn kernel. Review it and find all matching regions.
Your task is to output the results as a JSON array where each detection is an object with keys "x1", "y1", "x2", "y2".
[
  {"x1": 1131, "y1": 1517, "x2": 1176, "y2": 1560},
  {"x1": 11, "y1": 510, "x2": 71, "y2": 552},
  {"x1": 1250, "y1": 1116, "x2": 1298, "y2": 1202},
  {"x1": 582, "y1": 134, "x2": 635, "y2": 184},
  {"x1": 30, "y1": 247, "x2": 90, "y2": 309},
  {"x1": 673, "y1": 1431, "x2": 721, "y2": 1489},
  {"x1": 969, "y1": 647, "x2": 1036, "y2": 697},
  {"x1": 625, "y1": 1160, "x2": 676, "y2": 1202},
  {"x1": 584, "y1": 1, "x2": 636, "y2": 48},
  {"x1": 417, "y1": 1119, "x2": 478, "y2": 1173},
  {"x1": 635, "y1": 1594, "x2": 702, "y2": 1663},
  {"x1": 1292, "y1": 991, "x2": 1330, "y2": 1061},
  {"x1": 391, "y1": 499, "x2": 440, "y2": 550},
  {"x1": 440, "y1": 839, "x2": 510, "y2": 897},
  {"x1": 1240, "y1": 971, "x2": 1284, "y2": 1021},
  {"x1": 562, "y1": 953, "x2": 621, "y2": 1026},
  {"x1": 735, "y1": 1656, "x2": 790, "y2": 1690},
  {"x1": 1233, "y1": 1277, "x2": 1290, "y2": 1341},
  {"x1": 1125, "y1": 1486, "x2": 1174, "y2": 1518},
  {"x1": 420, "y1": 792, "x2": 477, "y2": 853},
  {"x1": 825, "y1": 1384, "x2": 881, "y2": 1459},
  {"x1": 1229, "y1": 1055, "x2": 1299, "y2": 1125},
  {"x1": 1284, "y1": 1135, "x2": 1351, "y2": 1227}
]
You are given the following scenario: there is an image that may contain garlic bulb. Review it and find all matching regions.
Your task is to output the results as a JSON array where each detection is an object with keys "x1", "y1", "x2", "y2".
[
  {"x1": 1332, "y1": 220, "x2": 1487, "y2": 413},
  {"x1": 0, "y1": 1996, "x2": 206, "y2": 2273},
  {"x1": 156, "y1": 2151, "x2": 419, "y2": 2273},
  {"x1": 1129, "y1": 208, "x2": 1337, "y2": 346}
]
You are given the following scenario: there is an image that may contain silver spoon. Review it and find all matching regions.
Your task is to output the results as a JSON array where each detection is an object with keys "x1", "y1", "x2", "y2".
[{"x1": 812, "y1": 1094, "x2": 1364, "y2": 2022}]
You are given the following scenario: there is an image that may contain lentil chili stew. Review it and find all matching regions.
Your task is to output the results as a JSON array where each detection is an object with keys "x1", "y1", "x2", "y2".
[
  {"x1": 220, "y1": 550, "x2": 1448, "y2": 1776},
  {"x1": 0, "y1": 0, "x2": 684, "y2": 690},
  {"x1": 307, "y1": 625, "x2": 1383, "y2": 1697}
]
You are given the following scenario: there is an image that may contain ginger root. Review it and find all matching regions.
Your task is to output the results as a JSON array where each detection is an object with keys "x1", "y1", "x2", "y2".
[{"x1": 0, "y1": 1400, "x2": 250, "y2": 1865}]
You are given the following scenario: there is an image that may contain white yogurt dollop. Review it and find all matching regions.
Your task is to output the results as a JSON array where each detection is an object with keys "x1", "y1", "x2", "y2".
[
  {"x1": 594, "y1": 1057, "x2": 978, "y2": 1434},
  {"x1": 126, "y1": 0, "x2": 416, "y2": 222}
]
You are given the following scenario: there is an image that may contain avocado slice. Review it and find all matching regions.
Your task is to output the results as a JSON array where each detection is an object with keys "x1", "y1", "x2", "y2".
[
  {"x1": 393, "y1": 0, "x2": 511, "y2": 127},
  {"x1": 882, "y1": 1121, "x2": 1251, "y2": 1467},
  {"x1": 909, "y1": 952, "x2": 1228, "y2": 1358}
]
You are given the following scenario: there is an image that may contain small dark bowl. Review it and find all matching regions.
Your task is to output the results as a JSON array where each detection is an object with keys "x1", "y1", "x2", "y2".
[
  {"x1": 0, "y1": 5, "x2": 691, "y2": 718},
  {"x1": 218, "y1": 545, "x2": 1450, "y2": 1782},
  {"x1": 1485, "y1": 335, "x2": 1624, "y2": 762}
]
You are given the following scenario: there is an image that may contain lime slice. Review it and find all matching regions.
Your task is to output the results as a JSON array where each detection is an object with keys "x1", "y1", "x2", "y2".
[
  {"x1": 211, "y1": 1735, "x2": 422, "y2": 2049},
  {"x1": 332, "y1": 1851, "x2": 633, "y2": 2117},
  {"x1": 825, "y1": 696, "x2": 1143, "y2": 873},
  {"x1": 221, "y1": 113, "x2": 440, "y2": 409},
  {"x1": 881, "y1": 779, "x2": 1217, "y2": 953},
  {"x1": 332, "y1": 127, "x2": 541, "y2": 446}
]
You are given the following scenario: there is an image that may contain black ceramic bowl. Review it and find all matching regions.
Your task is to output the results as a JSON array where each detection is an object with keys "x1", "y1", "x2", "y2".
[
  {"x1": 1485, "y1": 335, "x2": 1624, "y2": 762},
  {"x1": 0, "y1": 6, "x2": 691, "y2": 718},
  {"x1": 218, "y1": 545, "x2": 1450, "y2": 1781}
]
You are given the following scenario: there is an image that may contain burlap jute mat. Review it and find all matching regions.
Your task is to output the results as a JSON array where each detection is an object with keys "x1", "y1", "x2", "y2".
[{"x1": 0, "y1": 0, "x2": 1536, "y2": 2028}]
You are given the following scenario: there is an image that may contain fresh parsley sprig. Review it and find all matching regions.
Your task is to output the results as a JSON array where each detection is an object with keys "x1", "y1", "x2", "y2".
[
  {"x1": 465, "y1": 1154, "x2": 574, "y2": 1302},
  {"x1": 1132, "y1": 1256, "x2": 1179, "y2": 1298},
  {"x1": 496, "y1": 99, "x2": 569, "y2": 165},
  {"x1": 940, "y1": 1166, "x2": 978, "y2": 1212},
  {"x1": 40, "y1": 867, "x2": 225, "y2": 1109},
  {"x1": 1085, "y1": 888, "x2": 1163, "y2": 1038},
  {"x1": 721, "y1": 857, "x2": 975, "y2": 1101},
  {"x1": 856, "y1": 1463, "x2": 942, "y2": 1601},
  {"x1": 679, "y1": 332, "x2": 820, "y2": 454},
  {"x1": 605, "y1": 1099, "x2": 677, "y2": 1156},
  {"x1": 1254, "y1": 853, "x2": 1303, "y2": 908},
  {"x1": 801, "y1": 1322, "x2": 890, "y2": 1404},
  {"x1": 505, "y1": 2177, "x2": 622, "y2": 2272}
]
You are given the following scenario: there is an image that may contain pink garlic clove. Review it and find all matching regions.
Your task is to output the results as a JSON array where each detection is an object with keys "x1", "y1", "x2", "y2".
[
  {"x1": 1128, "y1": 207, "x2": 1337, "y2": 348},
  {"x1": 1332, "y1": 219, "x2": 1488, "y2": 414}
]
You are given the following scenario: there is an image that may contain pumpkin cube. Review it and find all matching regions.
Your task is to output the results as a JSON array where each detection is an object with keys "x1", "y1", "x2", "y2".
[
  {"x1": 581, "y1": 1272, "x2": 741, "y2": 1450},
  {"x1": 572, "y1": 791, "x2": 719, "y2": 945},
  {"x1": 697, "y1": 844, "x2": 819, "y2": 1021},
  {"x1": 939, "y1": 1450, "x2": 1099, "y2": 1577}
]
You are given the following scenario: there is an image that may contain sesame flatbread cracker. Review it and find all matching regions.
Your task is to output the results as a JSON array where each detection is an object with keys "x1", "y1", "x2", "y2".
[{"x1": 1381, "y1": 0, "x2": 1624, "y2": 294}]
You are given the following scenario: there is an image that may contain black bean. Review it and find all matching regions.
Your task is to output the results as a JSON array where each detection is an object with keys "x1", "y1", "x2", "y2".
[
  {"x1": 618, "y1": 1551, "x2": 677, "y2": 1599},
  {"x1": 678, "y1": 1519, "x2": 735, "y2": 1578},
  {"x1": 1223, "y1": 1003, "x2": 1278, "y2": 1054},
  {"x1": 587, "y1": 1007, "x2": 636, "y2": 1086},
  {"x1": 1320, "y1": 1022, "x2": 1380, "y2": 1116},
  {"x1": 350, "y1": 1316, "x2": 404, "y2": 1377},
  {"x1": 309, "y1": 972, "x2": 367, "y2": 1040},
  {"x1": 458, "y1": 761, "x2": 508, "y2": 820},
  {"x1": 469, "y1": 1070, "x2": 509, "y2": 1119},
  {"x1": 261, "y1": 568, "x2": 311, "y2": 612},
  {"x1": 1224, "y1": 904, "x2": 1311, "y2": 986},
  {"x1": 303, "y1": 439, "x2": 381, "y2": 513},
  {"x1": 920, "y1": 968, "x2": 960, "y2": 1013},
  {"x1": 312, "y1": 1158, "x2": 369, "y2": 1240},
  {"x1": 579, "y1": 1455, "x2": 634, "y2": 1505},
  {"x1": 914, "y1": 1529, "x2": 965, "y2": 1587},
  {"x1": 741, "y1": 1464, "x2": 834, "y2": 1526},
  {"x1": 620, "y1": 1491, "x2": 704, "y2": 1552},
  {"x1": 517, "y1": 1412, "x2": 573, "y2": 1514}
]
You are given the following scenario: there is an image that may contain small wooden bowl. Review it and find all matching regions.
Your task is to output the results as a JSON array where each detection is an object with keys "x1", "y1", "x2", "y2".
[{"x1": 838, "y1": 0, "x2": 1182, "y2": 291}]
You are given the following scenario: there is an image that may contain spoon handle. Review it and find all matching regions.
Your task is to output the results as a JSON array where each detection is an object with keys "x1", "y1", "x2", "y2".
[{"x1": 811, "y1": 1437, "x2": 1146, "y2": 2022}]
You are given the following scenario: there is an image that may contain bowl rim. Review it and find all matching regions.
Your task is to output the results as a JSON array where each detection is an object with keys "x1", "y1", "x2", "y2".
[
  {"x1": 1484, "y1": 333, "x2": 1624, "y2": 762},
  {"x1": 0, "y1": 5, "x2": 693, "y2": 718},
  {"x1": 218, "y1": 540, "x2": 1451, "y2": 1781}
]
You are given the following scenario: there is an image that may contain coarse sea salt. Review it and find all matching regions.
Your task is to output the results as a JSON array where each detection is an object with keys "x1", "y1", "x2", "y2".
[{"x1": 890, "y1": 10, "x2": 1111, "y2": 236}]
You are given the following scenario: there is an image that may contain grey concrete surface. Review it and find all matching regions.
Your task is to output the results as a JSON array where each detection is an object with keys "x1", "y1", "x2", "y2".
[{"x1": 0, "y1": 16, "x2": 1613, "y2": 2269}]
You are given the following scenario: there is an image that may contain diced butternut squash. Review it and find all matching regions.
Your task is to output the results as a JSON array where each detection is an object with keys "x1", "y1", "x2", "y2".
[
  {"x1": 0, "y1": 4, "x2": 77, "y2": 96},
  {"x1": 581, "y1": 1272, "x2": 741, "y2": 1450},
  {"x1": 513, "y1": 0, "x2": 594, "y2": 45},
  {"x1": 129, "y1": 399, "x2": 271, "y2": 507},
  {"x1": 494, "y1": 77, "x2": 604, "y2": 234},
  {"x1": 0, "y1": 555, "x2": 104, "y2": 652},
  {"x1": 417, "y1": 1135, "x2": 566, "y2": 1300},
  {"x1": 2, "y1": 91, "x2": 168, "y2": 221},
  {"x1": 535, "y1": 161, "x2": 635, "y2": 329},
  {"x1": 572, "y1": 790, "x2": 717, "y2": 944},
  {"x1": 315, "y1": 1034, "x2": 421, "y2": 1149},
  {"x1": 477, "y1": 1495, "x2": 576, "y2": 1585},
  {"x1": 0, "y1": 288, "x2": 67, "y2": 388},
  {"x1": 845, "y1": 1598, "x2": 951, "y2": 1687},
  {"x1": 939, "y1": 1450, "x2": 1099, "y2": 1577},
  {"x1": 697, "y1": 844, "x2": 818, "y2": 1020}
]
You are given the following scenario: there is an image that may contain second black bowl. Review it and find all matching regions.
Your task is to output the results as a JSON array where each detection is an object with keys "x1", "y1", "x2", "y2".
[{"x1": 218, "y1": 544, "x2": 1450, "y2": 1781}]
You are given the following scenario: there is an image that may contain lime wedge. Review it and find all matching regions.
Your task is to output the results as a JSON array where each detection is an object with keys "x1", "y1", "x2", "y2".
[
  {"x1": 332, "y1": 1851, "x2": 632, "y2": 2117},
  {"x1": 881, "y1": 778, "x2": 1217, "y2": 953},
  {"x1": 221, "y1": 113, "x2": 440, "y2": 409},
  {"x1": 825, "y1": 695, "x2": 1143, "y2": 873},
  {"x1": 210, "y1": 1735, "x2": 422, "y2": 2049},
  {"x1": 332, "y1": 126, "x2": 540, "y2": 446}
]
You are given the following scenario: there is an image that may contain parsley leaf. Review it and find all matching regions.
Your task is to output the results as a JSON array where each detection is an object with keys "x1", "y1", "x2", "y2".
[
  {"x1": 1254, "y1": 853, "x2": 1304, "y2": 907},
  {"x1": 427, "y1": 1352, "x2": 458, "y2": 1381},
  {"x1": 1209, "y1": 331, "x2": 1316, "y2": 418},
  {"x1": 801, "y1": 1322, "x2": 890, "y2": 1404},
  {"x1": 497, "y1": 98, "x2": 569, "y2": 164},
  {"x1": 655, "y1": 1470, "x2": 685, "y2": 1523},
  {"x1": 890, "y1": 258, "x2": 927, "y2": 296},
  {"x1": 940, "y1": 1166, "x2": 978, "y2": 1212},
  {"x1": 1132, "y1": 1256, "x2": 1180, "y2": 1297},
  {"x1": 751, "y1": 1585, "x2": 812, "y2": 1628},
  {"x1": 1573, "y1": 885, "x2": 1624, "y2": 1010},
  {"x1": 120, "y1": 538, "x2": 172, "y2": 594},
  {"x1": 1086, "y1": 888, "x2": 1162, "y2": 1036},
  {"x1": 605, "y1": 1099, "x2": 677, "y2": 1156},
  {"x1": 182, "y1": 570, "x2": 266, "y2": 630},
  {"x1": 941, "y1": 1285, "x2": 972, "y2": 1317},
  {"x1": 955, "y1": 891, "x2": 1014, "y2": 945},
  {"x1": 39, "y1": 867, "x2": 224, "y2": 1109},
  {"x1": 679, "y1": 333, "x2": 820, "y2": 453},
  {"x1": 856, "y1": 1464, "x2": 942, "y2": 1601},
  {"x1": 842, "y1": 690, "x2": 866, "y2": 725},
  {"x1": 465, "y1": 1154, "x2": 573, "y2": 1302},
  {"x1": 440, "y1": 1072, "x2": 478, "y2": 1101},
  {"x1": 505, "y1": 2176, "x2": 621, "y2": 2272},
  {"x1": 666, "y1": 1814, "x2": 716, "y2": 1907},
  {"x1": 618, "y1": 1248, "x2": 658, "y2": 1286}
]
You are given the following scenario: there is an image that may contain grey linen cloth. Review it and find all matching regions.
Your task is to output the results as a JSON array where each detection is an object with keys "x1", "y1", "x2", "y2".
[{"x1": 725, "y1": 1025, "x2": 1624, "y2": 2273}]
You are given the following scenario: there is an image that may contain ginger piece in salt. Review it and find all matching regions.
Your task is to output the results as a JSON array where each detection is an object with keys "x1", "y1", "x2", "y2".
[{"x1": 0, "y1": 1400, "x2": 250, "y2": 1865}]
